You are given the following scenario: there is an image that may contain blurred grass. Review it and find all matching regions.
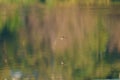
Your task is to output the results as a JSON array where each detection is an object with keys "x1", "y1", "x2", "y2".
[
  {"x1": 0, "y1": 0, "x2": 112, "y2": 6},
  {"x1": 0, "y1": 0, "x2": 120, "y2": 80}
]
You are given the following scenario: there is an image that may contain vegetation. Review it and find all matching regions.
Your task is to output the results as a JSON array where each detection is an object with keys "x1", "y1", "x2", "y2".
[{"x1": 0, "y1": 0, "x2": 120, "y2": 80}]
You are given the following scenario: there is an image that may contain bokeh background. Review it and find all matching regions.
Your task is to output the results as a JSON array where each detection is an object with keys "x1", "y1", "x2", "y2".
[{"x1": 0, "y1": 0, "x2": 120, "y2": 80}]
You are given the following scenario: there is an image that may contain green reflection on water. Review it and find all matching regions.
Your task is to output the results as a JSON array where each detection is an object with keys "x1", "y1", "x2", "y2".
[{"x1": 0, "y1": 2, "x2": 120, "y2": 80}]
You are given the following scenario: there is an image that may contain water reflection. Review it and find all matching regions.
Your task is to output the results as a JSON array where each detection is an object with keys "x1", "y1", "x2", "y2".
[
  {"x1": 10, "y1": 70, "x2": 23, "y2": 80},
  {"x1": 1, "y1": 68, "x2": 40, "y2": 80},
  {"x1": 0, "y1": 2, "x2": 120, "y2": 80}
]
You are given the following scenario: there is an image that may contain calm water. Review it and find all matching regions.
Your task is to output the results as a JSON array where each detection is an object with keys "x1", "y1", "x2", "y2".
[{"x1": 0, "y1": 4, "x2": 120, "y2": 80}]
